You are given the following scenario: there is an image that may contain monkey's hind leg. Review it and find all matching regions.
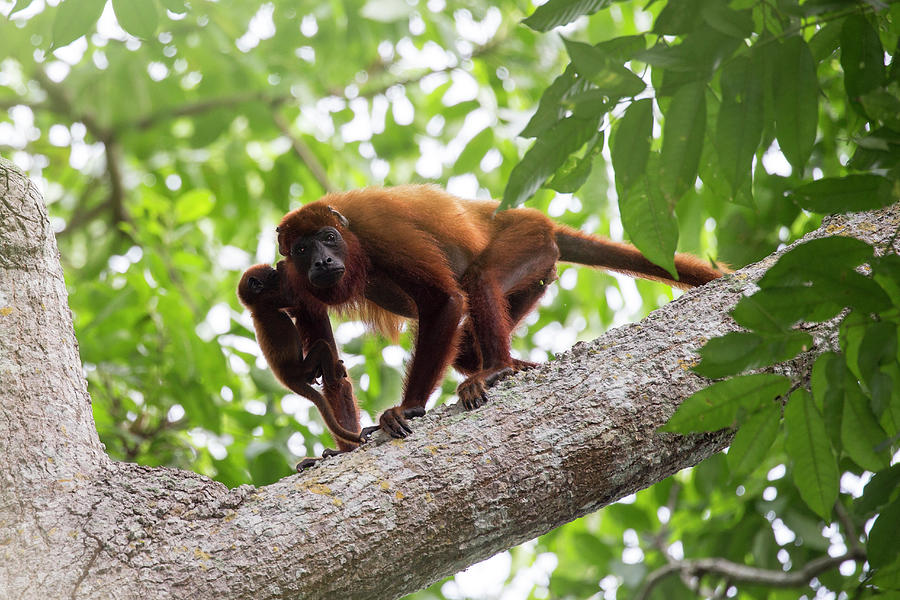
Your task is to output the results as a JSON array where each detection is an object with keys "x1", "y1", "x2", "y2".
[{"x1": 456, "y1": 219, "x2": 559, "y2": 410}]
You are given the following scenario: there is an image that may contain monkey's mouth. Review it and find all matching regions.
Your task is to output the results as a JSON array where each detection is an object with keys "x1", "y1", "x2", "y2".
[{"x1": 309, "y1": 266, "x2": 345, "y2": 288}]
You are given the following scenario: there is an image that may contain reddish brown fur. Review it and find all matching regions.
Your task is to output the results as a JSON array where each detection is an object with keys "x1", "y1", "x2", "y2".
[
  {"x1": 237, "y1": 263, "x2": 361, "y2": 452},
  {"x1": 277, "y1": 185, "x2": 727, "y2": 437}
]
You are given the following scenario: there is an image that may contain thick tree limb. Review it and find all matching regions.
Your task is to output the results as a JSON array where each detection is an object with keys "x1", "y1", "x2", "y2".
[{"x1": 2, "y1": 158, "x2": 898, "y2": 599}]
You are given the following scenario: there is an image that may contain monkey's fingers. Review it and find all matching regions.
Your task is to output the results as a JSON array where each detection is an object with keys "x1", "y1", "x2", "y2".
[
  {"x1": 335, "y1": 359, "x2": 348, "y2": 380},
  {"x1": 296, "y1": 448, "x2": 349, "y2": 471},
  {"x1": 360, "y1": 424, "x2": 381, "y2": 440},
  {"x1": 457, "y1": 378, "x2": 488, "y2": 411},
  {"x1": 296, "y1": 457, "x2": 323, "y2": 471},
  {"x1": 360, "y1": 406, "x2": 425, "y2": 440},
  {"x1": 379, "y1": 407, "x2": 414, "y2": 438},
  {"x1": 509, "y1": 359, "x2": 539, "y2": 372},
  {"x1": 304, "y1": 365, "x2": 324, "y2": 385}
]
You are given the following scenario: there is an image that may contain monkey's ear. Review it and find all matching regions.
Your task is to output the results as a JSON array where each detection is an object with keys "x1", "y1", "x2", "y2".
[
  {"x1": 277, "y1": 227, "x2": 290, "y2": 257},
  {"x1": 329, "y1": 207, "x2": 350, "y2": 228}
]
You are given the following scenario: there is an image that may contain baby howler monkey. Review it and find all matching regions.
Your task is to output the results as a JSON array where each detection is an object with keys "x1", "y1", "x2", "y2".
[{"x1": 238, "y1": 262, "x2": 361, "y2": 468}]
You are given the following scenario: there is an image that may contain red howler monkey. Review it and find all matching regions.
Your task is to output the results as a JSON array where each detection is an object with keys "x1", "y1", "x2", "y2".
[
  {"x1": 238, "y1": 263, "x2": 363, "y2": 466},
  {"x1": 276, "y1": 185, "x2": 726, "y2": 438}
]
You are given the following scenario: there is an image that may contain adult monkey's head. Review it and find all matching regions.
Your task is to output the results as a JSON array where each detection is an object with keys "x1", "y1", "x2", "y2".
[{"x1": 277, "y1": 204, "x2": 351, "y2": 289}]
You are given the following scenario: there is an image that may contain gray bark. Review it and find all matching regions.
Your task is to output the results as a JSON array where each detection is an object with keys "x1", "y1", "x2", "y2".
[{"x1": 1, "y1": 158, "x2": 897, "y2": 600}]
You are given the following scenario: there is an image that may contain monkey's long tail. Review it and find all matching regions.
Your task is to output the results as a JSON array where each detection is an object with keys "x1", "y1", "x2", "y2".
[{"x1": 554, "y1": 227, "x2": 726, "y2": 289}]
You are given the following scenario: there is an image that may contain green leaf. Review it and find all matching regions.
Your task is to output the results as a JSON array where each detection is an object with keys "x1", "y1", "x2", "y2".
[
  {"x1": 501, "y1": 116, "x2": 599, "y2": 209},
  {"x1": 633, "y1": 44, "x2": 697, "y2": 72},
  {"x1": 791, "y1": 175, "x2": 896, "y2": 214},
  {"x1": 547, "y1": 131, "x2": 603, "y2": 193},
  {"x1": 774, "y1": 36, "x2": 818, "y2": 173},
  {"x1": 522, "y1": 0, "x2": 613, "y2": 32},
  {"x1": 247, "y1": 446, "x2": 292, "y2": 486},
  {"x1": 716, "y1": 56, "x2": 763, "y2": 195},
  {"x1": 808, "y1": 19, "x2": 843, "y2": 61},
  {"x1": 869, "y1": 557, "x2": 900, "y2": 591},
  {"x1": 51, "y1": 0, "x2": 107, "y2": 49},
  {"x1": 564, "y1": 89, "x2": 612, "y2": 120},
  {"x1": 654, "y1": 0, "x2": 703, "y2": 35},
  {"x1": 618, "y1": 155, "x2": 678, "y2": 279},
  {"x1": 727, "y1": 401, "x2": 780, "y2": 478},
  {"x1": 784, "y1": 389, "x2": 839, "y2": 521},
  {"x1": 857, "y1": 322, "x2": 898, "y2": 384},
  {"x1": 702, "y1": 3, "x2": 752, "y2": 39},
  {"x1": 112, "y1": 0, "x2": 158, "y2": 39},
  {"x1": 175, "y1": 189, "x2": 216, "y2": 223},
  {"x1": 849, "y1": 128, "x2": 900, "y2": 171},
  {"x1": 694, "y1": 330, "x2": 813, "y2": 379},
  {"x1": 840, "y1": 310, "x2": 868, "y2": 382},
  {"x1": 455, "y1": 128, "x2": 495, "y2": 174},
  {"x1": 562, "y1": 39, "x2": 646, "y2": 98},
  {"x1": 593, "y1": 35, "x2": 647, "y2": 61},
  {"x1": 732, "y1": 287, "x2": 841, "y2": 331},
  {"x1": 759, "y1": 236, "x2": 874, "y2": 287},
  {"x1": 659, "y1": 81, "x2": 706, "y2": 204},
  {"x1": 758, "y1": 238, "x2": 890, "y2": 314},
  {"x1": 842, "y1": 378, "x2": 891, "y2": 471},
  {"x1": 869, "y1": 497, "x2": 900, "y2": 568},
  {"x1": 811, "y1": 352, "x2": 846, "y2": 450},
  {"x1": 611, "y1": 98, "x2": 653, "y2": 193},
  {"x1": 661, "y1": 374, "x2": 791, "y2": 433},
  {"x1": 874, "y1": 254, "x2": 900, "y2": 305},
  {"x1": 840, "y1": 14, "x2": 885, "y2": 99},
  {"x1": 8, "y1": 0, "x2": 33, "y2": 16},
  {"x1": 859, "y1": 89, "x2": 900, "y2": 131},
  {"x1": 856, "y1": 464, "x2": 900, "y2": 515},
  {"x1": 520, "y1": 65, "x2": 592, "y2": 138},
  {"x1": 158, "y1": 0, "x2": 186, "y2": 12}
]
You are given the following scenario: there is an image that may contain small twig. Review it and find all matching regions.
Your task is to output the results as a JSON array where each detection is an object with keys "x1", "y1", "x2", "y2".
[
  {"x1": 834, "y1": 500, "x2": 864, "y2": 554},
  {"x1": 128, "y1": 91, "x2": 280, "y2": 130},
  {"x1": 101, "y1": 135, "x2": 130, "y2": 231},
  {"x1": 271, "y1": 108, "x2": 337, "y2": 194},
  {"x1": 31, "y1": 68, "x2": 132, "y2": 235},
  {"x1": 55, "y1": 184, "x2": 108, "y2": 238},
  {"x1": 635, "y1": 548, "x2": 865, "y2": 600}
]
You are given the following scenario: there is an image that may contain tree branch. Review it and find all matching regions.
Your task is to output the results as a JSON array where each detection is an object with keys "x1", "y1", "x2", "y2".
[
  {"x1": 636, "y1": 548, "x2": 866, "y2": 599},
  {"x1": 30, "y1": 69, "x2": 132, "y2": 233},
  {"x1": 128, "y1": 91, "x2": 281, "y2": 131},
  {"x1": 2, "y1": 158, "x2": 897, "y2": 599},
  {"x1": 271, "y1": 107, "x2": 337, "y2": 194}
]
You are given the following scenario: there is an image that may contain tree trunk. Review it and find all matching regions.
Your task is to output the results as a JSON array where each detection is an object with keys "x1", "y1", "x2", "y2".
[{"x1": 2, "y1": 158, "x2": 896, "y2": 599}]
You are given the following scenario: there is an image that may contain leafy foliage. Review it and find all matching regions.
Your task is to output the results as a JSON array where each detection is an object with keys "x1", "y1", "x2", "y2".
[{"x1": 3, "y1": 0, "x2": 900, "y2": 597}]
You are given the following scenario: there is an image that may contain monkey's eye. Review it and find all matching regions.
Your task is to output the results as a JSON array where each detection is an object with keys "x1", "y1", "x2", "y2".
[
  {"x1": 248, "y1": 277, "x2": 264, "y2": 292},
  {"x1": 324, "y1": 232, "x2": 336, "y2": 242}
]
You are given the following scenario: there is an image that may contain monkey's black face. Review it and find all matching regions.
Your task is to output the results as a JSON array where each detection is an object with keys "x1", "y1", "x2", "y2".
[{"x1": 290, "y1": 226, "x2": 347, "y2": 289}]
